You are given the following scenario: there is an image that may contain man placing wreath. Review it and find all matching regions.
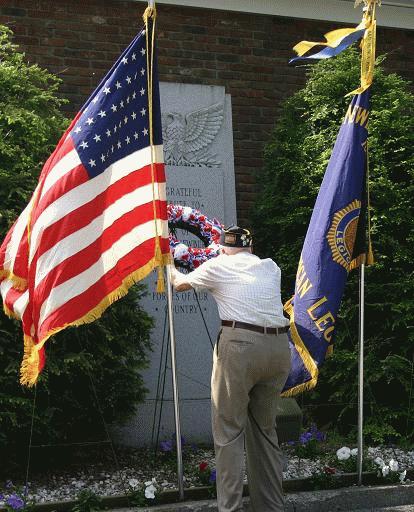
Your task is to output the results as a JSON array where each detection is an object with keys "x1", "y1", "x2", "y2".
[{"x1": 170, "y1": 225, "x2": 291, "y2": 512}]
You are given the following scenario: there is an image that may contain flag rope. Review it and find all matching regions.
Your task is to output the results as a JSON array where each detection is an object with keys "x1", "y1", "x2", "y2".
[
  {"x1": 366, "y1": 140, "x2": 375, "y2": 264},
  {"x1": 144, "y1": 3, "x2": 168, "y2": 293},
  {"x1": 347, "y1": 0, "x2": 378, "y2": 96},
  {"x1": 355, "y1": 0, "x2": 377, "y2": 265}
]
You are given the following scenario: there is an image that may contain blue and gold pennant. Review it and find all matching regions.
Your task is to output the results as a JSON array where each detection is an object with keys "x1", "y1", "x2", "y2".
[{"x1": 289, "y1": 20, "x2": 367, "y2": 64}]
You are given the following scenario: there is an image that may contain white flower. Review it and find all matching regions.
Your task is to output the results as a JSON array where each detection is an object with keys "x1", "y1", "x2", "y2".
[
  {"x1": 350, "y1": 448, "x2": 358, "y2": 456},
  {"x1": 389, "y1": 459, "x2": 399, "y2": 472},
  {"x1": 182, "y1": 207, "x2": 193, "y2": 222},
  {"x1": 399, "y1": 470, "x2": 407, "y2": 483},
  {"x1": 374, "y1": 457, "x2": 385, "y2": 467},
  {"x1": 145, "y1": 483, "x2": 157, "y2": 499},
  {"x1": 128, "y1": 478, "x2": 139, "y2": 489},
  {"x1": 382, "y1": 465, "x2": 390, "y2": 477},
  {"x1": 336, "y1": 446, "x2": 351, "y2": 461},
  {"x1": 173, "y1": 243, "x2": 189, "y2": 260}
]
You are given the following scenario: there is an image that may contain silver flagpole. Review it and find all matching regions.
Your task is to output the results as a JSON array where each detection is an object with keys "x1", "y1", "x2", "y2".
[
  {"x1": 357, "y1": 263, "x2": 365, "y2": 485},
  {"x1": 166, "y1": 266, "x2": 185, "y2": 500},
  {"x1": 146, "y1": 0, "x2": 184, "y2": 500}
]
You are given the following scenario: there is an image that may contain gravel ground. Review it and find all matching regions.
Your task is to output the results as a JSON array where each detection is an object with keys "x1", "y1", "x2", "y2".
[{"x1": 2, "y1": 445, "x2": 414, "y2": 505}]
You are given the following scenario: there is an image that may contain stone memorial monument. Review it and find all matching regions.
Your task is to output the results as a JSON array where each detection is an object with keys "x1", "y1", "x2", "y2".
[{"x1": 117, "y1": 82, "x2": 237, "y2": 446}]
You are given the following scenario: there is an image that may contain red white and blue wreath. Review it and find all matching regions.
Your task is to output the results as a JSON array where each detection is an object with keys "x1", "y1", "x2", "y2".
[{"x1": 168, "y1": 204, "x2": 223, "y2": 271}]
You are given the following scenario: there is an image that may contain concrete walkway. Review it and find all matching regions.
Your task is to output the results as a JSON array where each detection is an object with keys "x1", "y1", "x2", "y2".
[{"x1": 118, "y1": 483, "x2": 414, "y2": 511}]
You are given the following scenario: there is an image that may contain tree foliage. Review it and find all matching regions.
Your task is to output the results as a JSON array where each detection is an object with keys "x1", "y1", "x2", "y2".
[
  {"x1": 252, "y1": 49, "x2": 414, "y2": 443},
  {"x1": 0, "y1": 26, "x2": 154, "y2": 468}
]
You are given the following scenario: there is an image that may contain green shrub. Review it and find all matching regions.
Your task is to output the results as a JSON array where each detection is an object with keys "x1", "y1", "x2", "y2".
[
  {"x1": 0, "y1": 26, "x2": 154, "y2": 470},
  {"x1": 252, "y1": 49, "x2": 414, "y2": 443}
]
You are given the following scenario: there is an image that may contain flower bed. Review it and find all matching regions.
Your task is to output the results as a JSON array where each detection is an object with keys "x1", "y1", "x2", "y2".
[{"x1": 1, "y1": 438, "x2": 414, "y2": 510}]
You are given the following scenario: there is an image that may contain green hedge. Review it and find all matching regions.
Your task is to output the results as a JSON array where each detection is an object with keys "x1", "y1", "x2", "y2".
[{"x1": 252, "y1": 49, "x2": 414, "y2": 444}]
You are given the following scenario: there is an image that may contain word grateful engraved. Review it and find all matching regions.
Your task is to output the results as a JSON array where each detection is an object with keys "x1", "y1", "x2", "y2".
[{"x1": 162, "y1": 103, "x2": 224, "y2": 167}]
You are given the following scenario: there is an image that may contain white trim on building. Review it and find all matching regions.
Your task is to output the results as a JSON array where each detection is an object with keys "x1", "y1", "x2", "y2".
[{"x1": 140, "y1": 0, "x2": 414, "y2": 30}]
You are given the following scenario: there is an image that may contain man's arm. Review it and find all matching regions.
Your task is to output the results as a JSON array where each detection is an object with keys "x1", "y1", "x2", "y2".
[
  {"x1": 169, "y1": 266, "x2": 193, "y2": 291},
  {"x1": 169, "y1": 258, "x2": 217, "y2": 292}
]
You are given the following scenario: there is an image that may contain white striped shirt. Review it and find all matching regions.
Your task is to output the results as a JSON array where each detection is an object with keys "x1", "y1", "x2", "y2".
[{"x1": 178, "y1": 252, "x2": 289, "y2": 328}]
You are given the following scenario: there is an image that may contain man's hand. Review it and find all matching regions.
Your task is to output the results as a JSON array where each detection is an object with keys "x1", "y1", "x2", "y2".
[{"x1": 168, "y1": 265, "x2": 193, "y2": 291}]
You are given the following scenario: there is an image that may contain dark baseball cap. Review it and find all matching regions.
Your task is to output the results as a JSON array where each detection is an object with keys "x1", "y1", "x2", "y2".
[{"x1": 219, "y1": 225, "x2": 253, "y2": 247}]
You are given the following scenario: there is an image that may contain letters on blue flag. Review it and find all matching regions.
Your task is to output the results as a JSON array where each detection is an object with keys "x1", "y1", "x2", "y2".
[{"x1": 282, "y1": 89, "x2": 370, "y2": 396}]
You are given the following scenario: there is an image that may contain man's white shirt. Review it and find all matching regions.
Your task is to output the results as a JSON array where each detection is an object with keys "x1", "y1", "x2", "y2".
[{"x1": 172, "y1": 252, "x2": 289, "y2": 328}]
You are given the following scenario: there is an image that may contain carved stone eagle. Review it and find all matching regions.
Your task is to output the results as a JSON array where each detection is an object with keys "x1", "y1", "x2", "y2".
[{"x1": 162, "y1": 102, "x2": 224, "y2": 167}]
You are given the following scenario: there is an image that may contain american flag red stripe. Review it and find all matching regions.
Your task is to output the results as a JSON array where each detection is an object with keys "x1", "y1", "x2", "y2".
[
  {"x1": 31, "y1": 161, "x2": 165, "y2": 265},
  {"x1": 0, "y1": 24, "x2": 170, "y2": 385},
  {"x1": 33, "y1": 203, "x2": 167, "y2": 315}
]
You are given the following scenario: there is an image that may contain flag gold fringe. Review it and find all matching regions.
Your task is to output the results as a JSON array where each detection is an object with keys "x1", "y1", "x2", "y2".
[
  {"x1": 20, "y1": 335, "x2": 39, "y2": 387},
  {"x1": 20, "y1": 252, "x2": 171, "y2": 387},
  {"x1": 156, "y1": 266, "x2": 165, "y2": 293},
  {"x1": 143, "y1": 3, "x2": 167, "y2": 295},
  {"x1": 155, "y1": 242, "x2": 165, "y2": 292},
  {"x1": 347, "y1": 0, "x2": 377, "y2": 96},
  {"x1": 281, "y1": 300, "x2": 319, "y2": 397},
  {"x1": 349, "y1": 253, "x2": 367, "y2": 271},
  {"x1": 3, "y1": 303, "x2": 19, "y2": 319},
  {"x1": 0, "y1": 270, "x2": 27, "y2": 290}
]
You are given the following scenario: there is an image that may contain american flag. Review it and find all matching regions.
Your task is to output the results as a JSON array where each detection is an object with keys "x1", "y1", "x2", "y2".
[{"x1": 0, "y1": 24, "x2": 170, "y2": 386}]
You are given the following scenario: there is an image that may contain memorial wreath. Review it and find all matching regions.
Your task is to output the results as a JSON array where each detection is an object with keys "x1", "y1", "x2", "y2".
[{"x1": 167, "y1": 204, "x2": 223, "y2": 271}]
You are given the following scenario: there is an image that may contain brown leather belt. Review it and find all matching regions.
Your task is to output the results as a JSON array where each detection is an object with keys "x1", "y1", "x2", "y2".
[{"x1": 221, "y1": 320, "x2": 289, "y2": 335}]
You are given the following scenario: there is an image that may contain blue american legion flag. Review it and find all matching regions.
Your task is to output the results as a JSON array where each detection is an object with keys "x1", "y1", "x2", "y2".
[
  {"x1": 0, "y1": 23, "x2": 170, "y2": 386},
  {"x1": 282, "y1": 89, "x2": 370, "y2": 396}
]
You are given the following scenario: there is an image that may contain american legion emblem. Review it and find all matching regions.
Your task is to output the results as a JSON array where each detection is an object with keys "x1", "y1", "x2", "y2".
[{"x1": 327, "y1": 199, "x2": 361, "y2": 271}]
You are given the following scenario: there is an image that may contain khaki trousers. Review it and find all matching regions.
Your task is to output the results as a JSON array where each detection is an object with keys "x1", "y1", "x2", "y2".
[{"x1": 211, "y1": 326, "x2": 291, "y2": 512}]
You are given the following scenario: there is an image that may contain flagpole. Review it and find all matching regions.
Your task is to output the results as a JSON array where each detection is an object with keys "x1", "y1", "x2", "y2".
[
  {"x1": 166, "y1": 266, "x2": 185, "y2": 500},
  {"x1": 144, "y1": 0, "x2": 184, "y2": 499},
  {"x1": 357, "y1": 263, "x2": 365, "y2": 484},
  {"x1": 356, "y1": 0, "x2": 378, "y2": 485}
]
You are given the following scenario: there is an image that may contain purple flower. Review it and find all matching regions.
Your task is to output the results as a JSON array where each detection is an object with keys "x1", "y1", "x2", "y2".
[
  {"x1": 6, "y1": 495, "x2": 25, "y2": 510},
  {"x1": 209, "y1": 469, "x2": 217, "y2": 484},
  {"x1": 315, "y1": 430, "x2": 326, "y2": 442},
  {"x1": 0, "y1": 494, "x2": 4, "y2": 501},
  {"x1": 160, "y1": 439, "x2": 174, "y2": 452},
  {"x1": 299, "y1": 432, "x2": 313, "y2": 444},
  {"x1": 287, "y1": 440, "x2": 296, "y2": 446}
]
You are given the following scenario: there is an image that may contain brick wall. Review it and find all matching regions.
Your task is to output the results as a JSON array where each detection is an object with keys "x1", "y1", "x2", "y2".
[{"x1": 1, "y1": 1, "x2": 413, "y2": 224}]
